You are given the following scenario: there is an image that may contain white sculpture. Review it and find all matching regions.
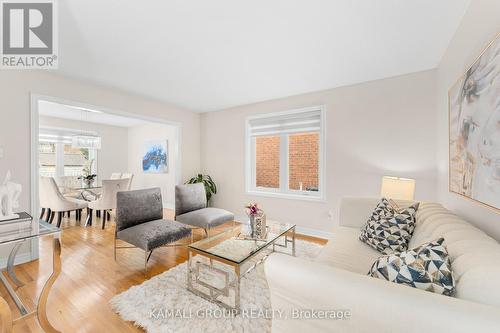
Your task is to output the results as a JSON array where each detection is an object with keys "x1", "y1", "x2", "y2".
[{"x1": 0, "y1": 171, "x2": 22, "y2": 221}]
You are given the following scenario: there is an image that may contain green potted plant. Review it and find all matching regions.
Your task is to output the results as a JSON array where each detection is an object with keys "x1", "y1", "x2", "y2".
[
  {"x1": 186, "y1": 174, "x2": 217, "y2": 205},
  {"x1": 78, "y1": 159, "x2": 97, "y2": 188}
]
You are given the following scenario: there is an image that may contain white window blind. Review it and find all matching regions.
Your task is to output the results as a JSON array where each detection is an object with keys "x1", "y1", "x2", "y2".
[
  {"x1": 245, "y1": 106, "x2": 325, "y2": 201},
  {"x1": 248, "y1": 109, "x2": 321, "y2": 137}
]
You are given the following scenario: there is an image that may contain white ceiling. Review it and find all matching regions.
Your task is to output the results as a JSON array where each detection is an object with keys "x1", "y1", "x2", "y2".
[
  {"x1": 57, "y1": 0, "x2": 471, "y2": 112},
  {"x1": 39, "y1": 100, "x2": 149, "y2": 127}
]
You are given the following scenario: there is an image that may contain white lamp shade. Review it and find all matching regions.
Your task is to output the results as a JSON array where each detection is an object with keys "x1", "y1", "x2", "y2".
[{"x1": 380, "y1": 176, "x2": 416, "y2": 200}]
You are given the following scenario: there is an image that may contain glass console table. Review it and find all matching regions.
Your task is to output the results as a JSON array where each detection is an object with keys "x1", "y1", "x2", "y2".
[{"x1": 0, "y1": 219, "x2": 62, "y2": 333}]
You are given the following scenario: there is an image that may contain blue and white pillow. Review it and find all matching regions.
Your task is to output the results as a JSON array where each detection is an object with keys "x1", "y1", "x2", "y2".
[
  {"x1": 359, "y1": 199, "x2": 419, "y2": 254},
  {"x1": 368, "y1": 237, "x2": 456, "y2": 296}
]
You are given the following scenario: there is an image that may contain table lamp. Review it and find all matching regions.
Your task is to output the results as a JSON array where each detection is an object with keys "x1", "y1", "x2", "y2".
[{"x1": 380, "y1": 176, "x2": 416, "y2": 200}]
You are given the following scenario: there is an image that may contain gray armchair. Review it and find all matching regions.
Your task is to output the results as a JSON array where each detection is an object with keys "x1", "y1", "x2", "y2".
[
  {"x1": 175, "y1": 183, "x2": 234, "y2": 237},
  {"x1": 115, "y1": 188, "x2": 192, "y2": 273}
]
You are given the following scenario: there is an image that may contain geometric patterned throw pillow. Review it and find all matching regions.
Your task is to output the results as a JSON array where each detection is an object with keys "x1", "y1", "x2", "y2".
[
  {"x1": 365, "y1": 197, "x2": 397, "y2": 223},
  {"x1": 359, "y1": 201, "x2": 419, "y2": 255},
  {"x1": 368, "y1": 238, "x2": 456, "y2": 296}
]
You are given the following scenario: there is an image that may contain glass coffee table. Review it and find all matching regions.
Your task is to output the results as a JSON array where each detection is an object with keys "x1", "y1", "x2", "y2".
[
  {"x1": 187, "y1": 221, "x2": 296, "y2": 313},
  {"x1": 0, "y1": 218, "x2": 62, "y2": 332}
]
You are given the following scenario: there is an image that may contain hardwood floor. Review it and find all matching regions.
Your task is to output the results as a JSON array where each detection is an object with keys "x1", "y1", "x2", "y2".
[{"x1": 0, "y1": 210, "x2": 326, "y2": 333}]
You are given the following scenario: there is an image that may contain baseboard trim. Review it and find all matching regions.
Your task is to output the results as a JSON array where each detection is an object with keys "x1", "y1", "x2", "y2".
[
  {"x1": 0, "y1": 252, "x2": 33, "y2": 270},
  {"x1": 295, "y1": 226, "x2": 333, "y2": 240}
]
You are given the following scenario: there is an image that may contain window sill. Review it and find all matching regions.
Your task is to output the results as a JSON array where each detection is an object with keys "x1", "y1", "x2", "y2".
[{"x1": 246, "y1": 190, "x2": 326, "y2": 202}]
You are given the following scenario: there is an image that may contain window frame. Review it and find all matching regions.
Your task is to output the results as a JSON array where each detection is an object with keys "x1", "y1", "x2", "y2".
[
  {"x1": 38, "y1": 127, "x2": 99, "y2": 179},
  {"x1": 245, "y1": 106, "x2": 326, "y2": 202}
]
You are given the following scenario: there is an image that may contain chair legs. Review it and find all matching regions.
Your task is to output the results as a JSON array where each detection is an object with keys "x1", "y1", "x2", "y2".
[
  {"x1": 76, "y1": 209, "x2": 83, "y2": 222},
  {"x1": 101, "y1": 210, "x2": 106, "y2": 229},
  {"x1": 56, "y1": 212, "x2": 63, "y2": 228},
  {"x1": 86, "y1": 209, "x2": 111, "y2": 228},
  {"x1": 45, "y1": 209, "x2": 84, "y2": 226},
  {"x1": 49, "y1": 211, "x2": 55, "y2": 224},
  {"x1": 85, "y1": 208, "x2": 93, "y2": 226},
  {"x1": 145, "y1": 250, "x2": 153, "y2": 274},
  {"x1": 45, "y1": 208, "x2": 52, "y2": 221}
]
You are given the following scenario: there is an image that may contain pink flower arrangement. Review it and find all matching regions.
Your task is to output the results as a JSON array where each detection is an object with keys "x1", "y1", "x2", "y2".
[{"x1": 245, "y1": 202, "x2": 261, "y2": 216}]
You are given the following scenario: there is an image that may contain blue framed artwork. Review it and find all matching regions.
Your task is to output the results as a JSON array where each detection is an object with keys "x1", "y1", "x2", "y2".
[{"x1": 142, "y1": 140, "x2": 168, "y2": 173}]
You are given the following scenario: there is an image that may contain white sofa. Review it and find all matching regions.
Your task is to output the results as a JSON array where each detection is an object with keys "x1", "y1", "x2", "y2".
[{"x1": 265, "y1": 198, "x2": 500, "y2": 332}]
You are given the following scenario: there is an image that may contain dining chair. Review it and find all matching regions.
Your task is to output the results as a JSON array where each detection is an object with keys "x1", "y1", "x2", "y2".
[
  {"x1": 54, "y1": 176, "x2": 80, "y2": 196},
  {"x1": 39, "y1": 177, "x2": 88, "y2": 227},
  {"x1": 121, "y1": 173, "x2": 134, "y2": 190},
  {"x1": 86, "y1": 178, "x2": 130, "y2": 229},
  {"x1": 39, "y1": 177, "x2": 52, "y2": 220}
]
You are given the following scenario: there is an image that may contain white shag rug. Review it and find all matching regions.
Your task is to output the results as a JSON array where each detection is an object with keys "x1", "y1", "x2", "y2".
[{"x1": 110, "y1": 240, "x2": 322, "y2": 333}]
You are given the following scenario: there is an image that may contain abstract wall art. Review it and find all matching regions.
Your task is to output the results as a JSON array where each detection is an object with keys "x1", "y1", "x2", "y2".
[
  {"x1": 449, "y1": 32, "x2": 500, "y2": 210},
  {"x1": 142, "y1": 140, "x2": 168, "y2": 173}
]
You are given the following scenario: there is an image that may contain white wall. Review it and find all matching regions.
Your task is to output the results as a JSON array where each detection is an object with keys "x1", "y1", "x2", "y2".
[
  {"x1": 127, "y1": 123, "x2": 177, "y2": 208},
  {"x1": 0, "y1": 70, "x2": 200, "y2": 265},
  {"x1": 0, "y1": 70, "x2": 200, "y2": 213},
  {"x1": 39, "y1": 116, "x2": 130, "y2": 182},
  {"x1": 201, "y1": 70, "x2": 438, "y2": 236},
  {"x1": 40, "y1": 116, "x2": 179, "y2": 208},
  {"x1": 436, "y1": 0, "x2": 500, "y2": 240}
]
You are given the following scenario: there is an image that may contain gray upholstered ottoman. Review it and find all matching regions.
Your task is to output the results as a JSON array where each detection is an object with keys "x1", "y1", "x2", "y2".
[{"x1": 115, "y1": 187, "x2": 191, "y2": 273}]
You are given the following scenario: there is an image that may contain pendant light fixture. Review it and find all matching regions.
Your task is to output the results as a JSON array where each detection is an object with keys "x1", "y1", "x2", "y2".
[{"x1": 71, "y1": 106, "x2": 102, "y2": 150}]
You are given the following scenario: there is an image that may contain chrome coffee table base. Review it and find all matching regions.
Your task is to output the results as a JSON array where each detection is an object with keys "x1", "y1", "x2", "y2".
[{"x1": 187, "y1": 227, "x2": 296, "y2": 313}]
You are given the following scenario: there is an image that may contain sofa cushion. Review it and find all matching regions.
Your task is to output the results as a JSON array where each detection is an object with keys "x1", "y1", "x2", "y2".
[
  {"x1": 176, "y1": 207, "x2": 234, "y2": 229},
  {"x1": 316, "y1": 227, "x2": 381, "y2": 274},
  {"x1": 369, "y1": 237, "x2": 455, "y2": 296},
  {"x1": 408, "y1": 202, "x2": 500, "y2": 307},
  {"x1": 117, "y1": 219, "x2": 191, "y2": 251},
  {"x1": 335, "y1": 199, "x2": 500, "y2": 308},
  {"x1": 359, "y1": 202, "x2": 419, "y2": 254}
]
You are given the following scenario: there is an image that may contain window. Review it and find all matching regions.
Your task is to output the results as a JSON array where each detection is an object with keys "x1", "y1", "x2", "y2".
[
  {"x1": 255, "y1": 135, "x2": 280, "y2": 189},
  {"x1": 39, "y1": 143, "x2": 57, "y2": 177},
  {"x1": 246, "y1": 106, "x2": 325, "y2": 200},
  {"x1": 63, "y1": 144, "x2": 91, "y2": 176},
  {"x1": 39, "y1": 130, "x2": 97, "y2": 178}
]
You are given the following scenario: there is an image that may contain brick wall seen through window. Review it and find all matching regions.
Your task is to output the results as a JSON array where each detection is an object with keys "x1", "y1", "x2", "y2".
[
  {"x1": 255, "y1": 136, "x2": 280, "y2": 188},
  {"x1": 255, "y1": 133, "x2": 319, "y2": 191},
  {"x1": 288, "y1": 133, "x2": 319, "y2": 191}
]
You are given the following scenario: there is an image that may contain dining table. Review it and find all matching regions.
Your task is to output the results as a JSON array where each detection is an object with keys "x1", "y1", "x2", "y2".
[{"x1": 69, "y1": 185, "x2": 102, "y2": 202}]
